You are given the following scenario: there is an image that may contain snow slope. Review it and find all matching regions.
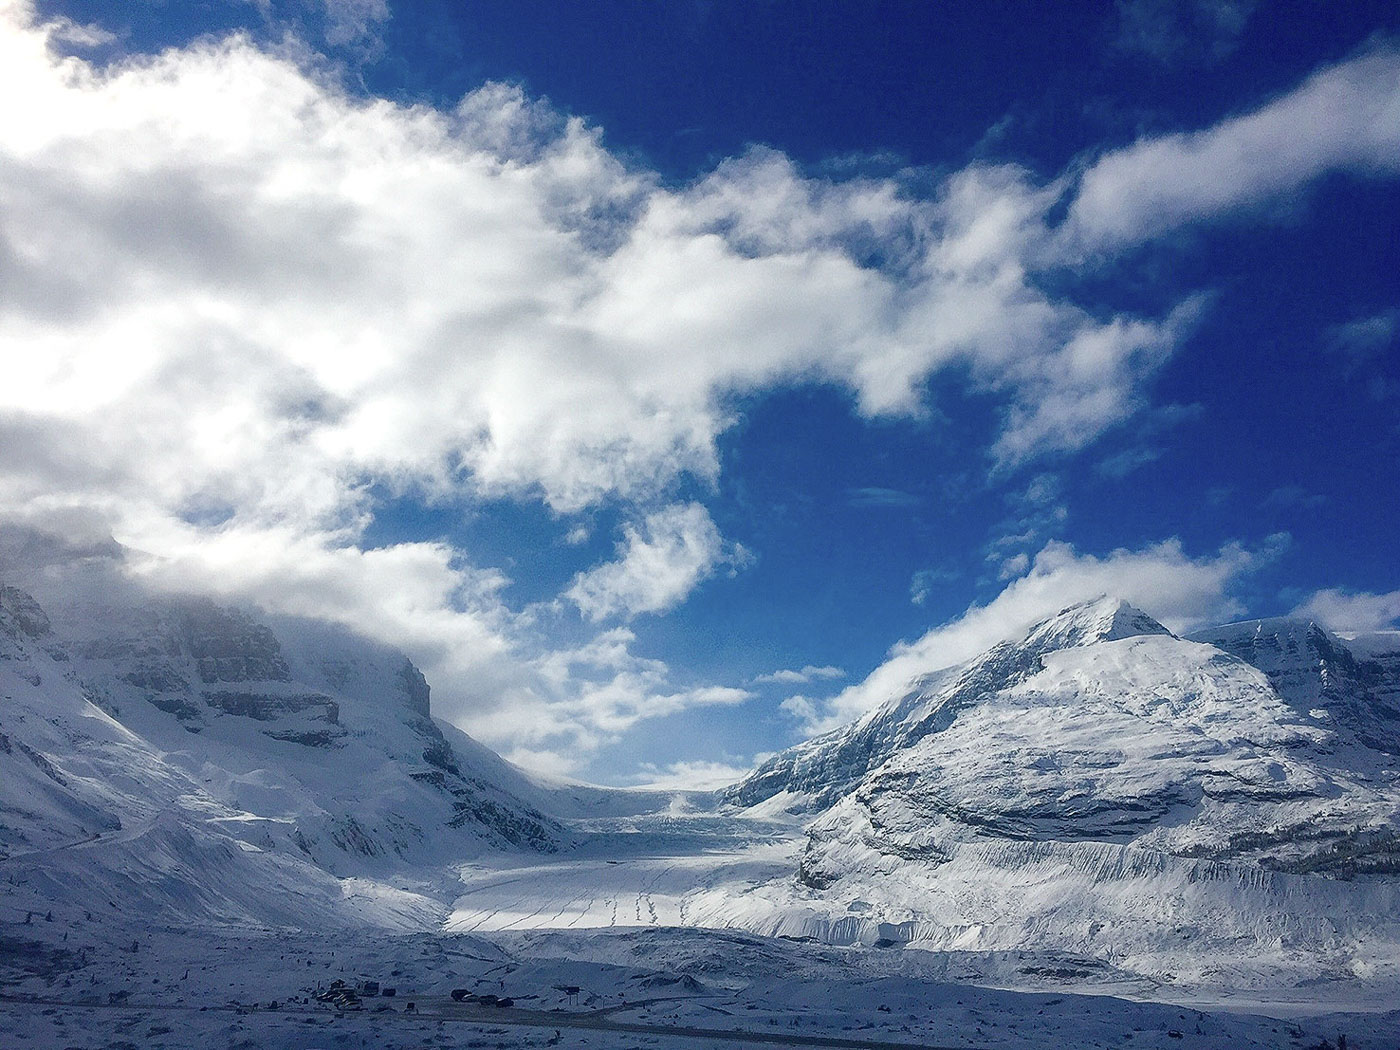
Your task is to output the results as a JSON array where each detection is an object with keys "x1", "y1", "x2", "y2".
[
  {"x1": 717, "y1": 598, "x2": 1400, "y2": 988},
  {"x1": 0, "y1": 581, "x2": 559, "y2": 927}
]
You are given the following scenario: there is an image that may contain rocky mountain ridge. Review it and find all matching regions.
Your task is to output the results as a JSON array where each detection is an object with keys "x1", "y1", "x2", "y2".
[
  {"x1": 0, "y1": 580, "x2": 562, "y2": 925},
  {"x1": 704, "y1": 598, "x2": 1400, "y2": 984}
]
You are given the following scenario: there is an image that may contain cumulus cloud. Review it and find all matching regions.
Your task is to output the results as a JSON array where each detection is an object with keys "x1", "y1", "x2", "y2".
[
  {"x1": 790, "y1": 535, "x2": 1286, "y2": 733},
  {"x1": 566, "y1": 503, "x2": 744, "y2": 621},
  {"x1": 1067, "y1": 46, "x2": 1400, "y2": 250},
  {"x1": 1293, "y1": 588, "x2": 1400, "y2": 634}
]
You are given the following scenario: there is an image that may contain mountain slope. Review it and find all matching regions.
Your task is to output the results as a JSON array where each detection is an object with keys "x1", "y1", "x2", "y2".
[
  {"x1": 713, "y1": 598, "x2": 1400, "y2": 985},
  {"x1": 727, "y1": 597, "x2": 1175, "y2": 812},
  {"x1": 1191, "y1": 617, "x2": 1400, "y2": 754},
  {"x1": 0, "y1": 581, "x2": 563, "y2": 926}
]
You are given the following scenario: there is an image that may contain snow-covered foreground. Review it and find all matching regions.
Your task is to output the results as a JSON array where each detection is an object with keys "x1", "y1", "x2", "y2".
[
  {"x1": 5, "y1": 806, "x2": 1397, "y2": 1049},
  {"x1": 5, "y1": 909, "x2": 1398, "y2": 1050}
]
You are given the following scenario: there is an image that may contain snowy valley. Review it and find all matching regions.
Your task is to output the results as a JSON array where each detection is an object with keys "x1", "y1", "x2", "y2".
[{"x1": 4, "y1": 580, "x2": 1399, "y2": 1049}]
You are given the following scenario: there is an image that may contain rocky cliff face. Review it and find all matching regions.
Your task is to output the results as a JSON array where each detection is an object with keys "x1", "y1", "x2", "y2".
[
  {"x1": 0, "y1": 581, "x2": 563, "y2": 912},
  {"x1": 1191, "y1": 618, "x2": 1400, "y2": 754}
]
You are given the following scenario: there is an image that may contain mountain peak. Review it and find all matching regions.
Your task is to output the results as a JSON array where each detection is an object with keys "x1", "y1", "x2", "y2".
[{"x1": 1021, "y1": 596, "x2": 1172, "y2": 655}]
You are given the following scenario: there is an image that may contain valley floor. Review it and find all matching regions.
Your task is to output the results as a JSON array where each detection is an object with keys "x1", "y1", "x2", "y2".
[
  {"x1": 4, "y1": 919, "x2": 1396, "y2": 1050},
  {"x1": 4, "y1": 810, "x2": 1398, "y2": 1050}
]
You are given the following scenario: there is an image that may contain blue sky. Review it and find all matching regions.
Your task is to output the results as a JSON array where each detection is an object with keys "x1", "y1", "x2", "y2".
[{"x1": 3, "y1": 0, "x2": 1399, "y2": 784}]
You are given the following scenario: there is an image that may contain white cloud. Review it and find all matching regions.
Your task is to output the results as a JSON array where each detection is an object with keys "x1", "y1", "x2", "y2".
[
  {"x1": 791, "y1": 535, "x2": 1286, "y2": 733},
  {"x1": 1322, "y1": 309, "x2": 1400, "y2": 401},
  {"x1": 1326, "y1": 310, "x2": 1399, "y2": 359},
  {"x1": 909, "y1": 566, "x2": 959, "y2": 606},
  {"x1": 321, "y1": 0, "x2": 389, "y2": 47},
  {"x1": 1097, "y1": 444, "x2": 1164, "y2": 478},
  {"x1": 1066, "y1": 46, "x2": 1400, "y2": 250},
  {"x1": 753, "y1": 665, "x2": 846, "y2": 685},
  {"x1": 997, "y1": 551, "x2": 1031, "y2": 579},
  {"x1": 5, "y1": 8, "x2": 1382, "y2": 550},
  {"x1": 488, "y1": 627, "x2": 754, "y2": 762},
  {"x1": 565, "y1": 503, "x2": 743, "y2": 621},
  {"x1": 989, "y1": 296, "x2": 1208, "y2": 464},
  {"x1": 41, "y1": 13, "x2": 116, "y2": 48},
  {"x1": 1292, "y1": 588, "x2": 1400, "y2": 634},
  {"x1": 1, "y1": 6, "x2": 1395, "y2": 774}
]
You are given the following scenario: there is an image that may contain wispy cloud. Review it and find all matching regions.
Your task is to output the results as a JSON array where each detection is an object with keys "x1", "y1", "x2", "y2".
[
  {"x1": 1326, "y1": 310, "x2": 1399, "y2": 359},
  {"x1": 1097, "y1": 445, "x2": 1164, "y2": 479},
  {"x1": 984, "y1": 473, "x2": 1068, "y2": 579},
  {"x1": 1292, "y1": 588, "x2": 1400, "y2": 634},
  {"x1": 1066, "y1": 46, "x2": 1400, "y2": 251},
  {"x1": 1324, "y1": 310, "x2": 1399, "y2": 400},
  {"x1": 1113, "y1": 0, "x2": 1256, "y2": 66},
  {"x1": 1262, "y1": 485, "x2": 1327, "y2": 511},
  {"x1": 320, "y1": 0, "x2": 390, "y2": 48},
  {"x1": 1094, "y1": 403, "x2": 1201, "y2": 479},
  {"x1": 909, "y1": 565, "x2": 959, "y2": 606},
  {"x1": 753, "y1": 665, "x2": 846, "y2": 685},
  {"x1": 846, "y1": 487, "x2": 921, "y2": 508},
  {"x1": 40, "y1": 13, "x2": 117, "y2": 48},
  {"x1": 625, "y1": 757, "x2": 767, "y2": 791}
]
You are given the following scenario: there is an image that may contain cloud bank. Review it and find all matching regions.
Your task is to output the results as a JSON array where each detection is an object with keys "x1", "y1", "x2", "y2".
[{"x1": 3, "y1": 2, "x2": 1397, "y2": 772}]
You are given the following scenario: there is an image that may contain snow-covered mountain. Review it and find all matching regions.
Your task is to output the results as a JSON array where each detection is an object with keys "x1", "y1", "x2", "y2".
[
  {"x1": 726, "y1": 598, "x2": 1176, "y2": 813},
  {"x1": 0, "y1": 580, "x2": 563, "y2": 926},
  {"x1": 1191, "y1": 616, "x2": 1400, "y2": 756},
  {"x1": 8, "y1": 573, "x2": 1400, "y2": 991},
  {"x1": 711, "y1": 597, "x2": 1400, "y2": 985}
]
